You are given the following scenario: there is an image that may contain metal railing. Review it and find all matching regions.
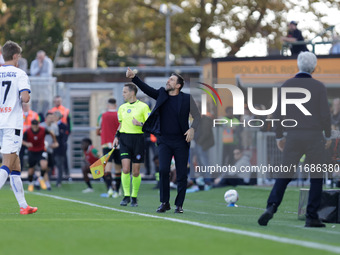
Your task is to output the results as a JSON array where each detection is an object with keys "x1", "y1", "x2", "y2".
[
  {"x1": 281, "y1": 41, "x2": 334, "y2": 55},
  {"x1": 29, "y1": 77, "x2": 57, "y2": 116}
]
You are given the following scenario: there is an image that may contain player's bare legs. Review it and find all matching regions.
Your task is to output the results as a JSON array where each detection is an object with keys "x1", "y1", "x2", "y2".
[{"x1": 0, "y1": 153, "x2": 37, "y2": 215}]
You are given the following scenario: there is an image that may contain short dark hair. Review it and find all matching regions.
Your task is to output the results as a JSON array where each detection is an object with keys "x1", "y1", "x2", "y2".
[
  {"x1": 82, "y1": 138, "x2": 92, "y2": 145},
  {"x1": 2, "y1": 41, "x2": 22, "y2": 61},
  {"x1": 124, "y1": 83, "x2": 138, "y2": 95},
  {"x1": 108, "y1": 98, "x2": 116, "y2": 105},
  {"x1": 31, "y1": 119, "x2": 39, "y2": 125},
  {"x1": 172, "y1": 73, "x2": 184, "y2": 90}
]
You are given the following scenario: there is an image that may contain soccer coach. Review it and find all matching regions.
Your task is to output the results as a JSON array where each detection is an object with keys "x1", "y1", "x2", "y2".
[
  {"x1": 126, "y1": 68, "x2": 201, "y2": 213},
  {"x1": 258, "y1": 52, "x2": 332, "y2": 227}
]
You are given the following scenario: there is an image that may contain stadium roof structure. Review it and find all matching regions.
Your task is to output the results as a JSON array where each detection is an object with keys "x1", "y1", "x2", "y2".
[
  {"x1": 202, "y1": 55, "x2": 340, "y2": 115},
  {"x1": 53, "y1": 66, "x2": 202, "y2": 83},
  {"x1": 236, "y1": 73, "x2": 340, "y2": 88}
]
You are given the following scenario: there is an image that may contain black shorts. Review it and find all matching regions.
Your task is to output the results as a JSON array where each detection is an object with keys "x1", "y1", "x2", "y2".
[
  {"x1": 119, "y1": 133, "x2": 144, "y2": 163},
  {"x1": 28, "y1": 151, "x2": 47, "y2": 168},
  {"x1": 103, "y1": 147, "x2": 121, "y2": 165}
]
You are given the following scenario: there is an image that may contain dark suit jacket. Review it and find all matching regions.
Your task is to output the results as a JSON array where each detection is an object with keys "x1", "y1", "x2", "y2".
[
  {"x1": 132, "y1": 76, "x2": 201, "y2": 136},
  {"x1": 274, "y1": 72, "x2": 331, "y2": 139}
]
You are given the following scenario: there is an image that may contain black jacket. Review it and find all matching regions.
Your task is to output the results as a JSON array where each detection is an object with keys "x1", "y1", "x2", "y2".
[
  {"x1": 131, "y1": 76, "x2": 201, "y2": 136},
  {"x1": 274, "y1": 72, "x2": 331, "y2": 139}
]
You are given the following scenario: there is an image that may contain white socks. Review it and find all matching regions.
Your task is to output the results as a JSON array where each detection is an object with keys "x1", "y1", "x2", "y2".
[
  {"x1": 1, "y1": 167, "x2": 28, "y2": 209},
  {"x1": 10, "y1": 173, "x2": 28, "y2": 208}
]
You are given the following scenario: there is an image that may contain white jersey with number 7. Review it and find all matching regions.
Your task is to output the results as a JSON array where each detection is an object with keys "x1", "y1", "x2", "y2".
[{"x1": 0, "y1": 65, "x2": 31, "y2": 129}]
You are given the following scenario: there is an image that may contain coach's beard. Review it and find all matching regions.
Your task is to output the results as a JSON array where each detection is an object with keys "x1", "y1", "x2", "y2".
[{"x1": 166, "y1": 84, "x2": 175, "y2": 92}]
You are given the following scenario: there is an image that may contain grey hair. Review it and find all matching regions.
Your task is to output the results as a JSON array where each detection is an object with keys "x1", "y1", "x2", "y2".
[{"x1": 297, "y1": 52, "x2": 317, "y2": 74}]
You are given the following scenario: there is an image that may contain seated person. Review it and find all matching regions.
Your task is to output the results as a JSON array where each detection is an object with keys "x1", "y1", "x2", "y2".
[{"x1": 214, "y1": 148, "x2": 252, "y2": 187}]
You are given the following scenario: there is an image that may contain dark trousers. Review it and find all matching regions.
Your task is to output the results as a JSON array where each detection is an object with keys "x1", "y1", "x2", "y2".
[
  {"x1": 54, "y1": 154, "x2": 65, "y2": 185},
  {"x1": 223, "y1": 144, "x2": 236, "y2": 166},
  {"x1": 267, "y1": 130, "x2": 325, "y2": 219},
  {"x1": 158, "y1": 137, "x2": 189, "y2": 206}
]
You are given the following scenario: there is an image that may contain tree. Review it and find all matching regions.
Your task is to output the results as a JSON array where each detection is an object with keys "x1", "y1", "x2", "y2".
[
  {"x1": 73, "y1": 0, "x2": 99, "y2": 68},
  {"x1": 1, "y1": 0, "x2": 339, "y2": 68},
  {"x1": 0, "y1": 0, "x2": 70, "y2": 66},
  {"x1": 98, "y1": 0, "x2": 340, "y2": 63}
]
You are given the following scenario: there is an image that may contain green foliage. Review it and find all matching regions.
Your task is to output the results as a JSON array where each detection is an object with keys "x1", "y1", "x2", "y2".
[
  {"x1": 0, "y1": 184, "x2": 339, "y2": 255},
  {"x1": 1, "y1": 0, "x2": 339, "y2": 67},
  {"x1": 0, "y1": 0, "x2": 70, "y2": 64},
  {"x1": 97, "y1": 0, "x2": 339, "y2": 61}
]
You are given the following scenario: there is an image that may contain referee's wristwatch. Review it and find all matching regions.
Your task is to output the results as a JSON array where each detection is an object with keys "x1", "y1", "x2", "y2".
[{"x1": 140, "y1": 122, "x2": 144, "y2": 126}]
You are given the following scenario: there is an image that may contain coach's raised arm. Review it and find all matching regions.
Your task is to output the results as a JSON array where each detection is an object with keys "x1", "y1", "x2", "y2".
[{"x1": 126, "y1": 67, "x2": 200, "y2": 213}]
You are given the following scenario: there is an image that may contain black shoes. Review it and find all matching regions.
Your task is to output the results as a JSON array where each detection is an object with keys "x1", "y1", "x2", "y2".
[
  {"x1": 130, "y1": 197, "x2": 138, "y2": 207},
  {"x1": 174, "y1": 206, "x2": 184, "y2": 214},
  {"x1": 120, "y1": 196, "x2": 131, "y2": 206},
  {"x1": 258, "y1": 204, "x2": 276, "y2": 226},
  {"x1": 120, "y1": 196, "x2": 138, "y2": 207},
  {"x1": 258, "y1": 204, "x2": 325, "y2": 227},
  {"x1": 156, "y1": 203, "x2": 184, "y2": 213},
  {"x1": 305, "y1": 218, "x2": 326, "y2": 228},
  {"x1": 156, "y1": 202, "x2": 183, "y2": 213},
  {"x1": 156, "y1": 202, "x2": 171, "y2": 213}
]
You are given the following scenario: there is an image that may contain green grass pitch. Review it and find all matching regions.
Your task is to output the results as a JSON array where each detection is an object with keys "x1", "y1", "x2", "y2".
[{"x1": 0, "y1": 182, "x2": 339, "y2": 255}]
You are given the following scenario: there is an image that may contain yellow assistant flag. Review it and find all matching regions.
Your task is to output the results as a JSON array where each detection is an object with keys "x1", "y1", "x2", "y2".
[{"x1": 90, "y1": 148, "x2": 115, "y2": 179}]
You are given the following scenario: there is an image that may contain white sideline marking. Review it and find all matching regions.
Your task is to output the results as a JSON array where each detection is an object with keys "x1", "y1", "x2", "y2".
[{"x1": 34, "y1": 192, "x2": 340, "y2": 254}]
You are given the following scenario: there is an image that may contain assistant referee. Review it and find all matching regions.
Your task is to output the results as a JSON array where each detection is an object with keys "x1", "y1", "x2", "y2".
[{"x1": 113, "y1": 83, "x2": 150, "y2": 207}]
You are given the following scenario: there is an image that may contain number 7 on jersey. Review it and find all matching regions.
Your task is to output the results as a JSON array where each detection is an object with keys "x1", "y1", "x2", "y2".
[{"x1": 1, "y1": 81, "x2": 11, "y2": 104}]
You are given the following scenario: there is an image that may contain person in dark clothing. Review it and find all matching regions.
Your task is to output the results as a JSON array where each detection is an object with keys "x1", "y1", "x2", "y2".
[
  {"x1": 22, "y1": 120, "x2": 58, "y2": 191},
  {"x1": 53, "y1": 111, "x2": 70, "y2": 187},
  {"x1": 281, "y1": 21, "x2": 309, "y2": 55},
  {"x1": 258, "y1": 52, "x2": 332, "y2": 228},
  {"x1": 126, "y1": 68, "x2": 201, "y2": 213}
]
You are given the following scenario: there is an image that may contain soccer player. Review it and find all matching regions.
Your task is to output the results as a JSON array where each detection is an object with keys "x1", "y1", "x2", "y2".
[
  {"x1": 81, "y1": 138, "x2": 100, "y2": 193},
  {"x1": 20, "y1": 102, "x2": 40, "y2": 171},
  {"x1": 0, "y1": 40, "x2": 37, "y2": 214},
  {"x1": 96, "y1": 98, "x2": 122, "y2": 198},
  {"x1": 40, "y1": 112, "x2": 59, "y2": 183},
  {"x1": 22, "y1": 119, "x2": 58, "y2": 191},
  {"x1": 113, "y1": 83, "x2": 150, "y2": 207}
]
